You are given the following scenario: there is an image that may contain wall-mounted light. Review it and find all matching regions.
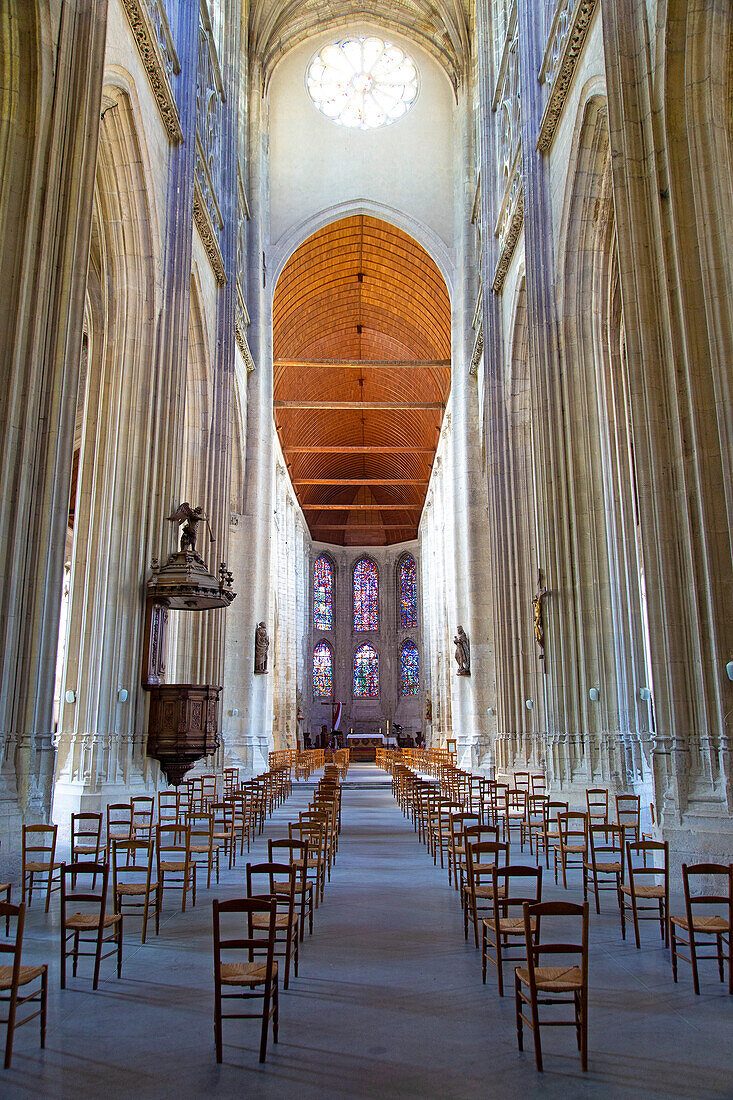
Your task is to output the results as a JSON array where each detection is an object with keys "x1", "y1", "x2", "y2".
[
  {"x1": 117, "y1": 688, "x2": 129, "y2": 703},
  {"x1": 65, "y1": 690, "x2": 76, "y2": 705},
  {"x1": 525, "y1": 699, "x2": 534, "y2": 710},
  {"x1": 588, "y1": 687, "x2": 600, "y2": 702},
  {"x1": 487, "y1": 707, "x2": 495, "y2": 716},
  {"x1": 639, "y1": 687, "x2": 652, "y2": 701},
  {"x1": 231, "y1": 708, "x2": 239, "y2": 717},
  {"x1": 726, "y1": 661, "x2": 733, "y2": 683}
]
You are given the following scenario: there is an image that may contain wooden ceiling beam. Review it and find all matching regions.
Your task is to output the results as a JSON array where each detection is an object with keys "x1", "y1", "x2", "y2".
[
  {"x1": 285, "y1": 445, "x2": 434, "y2": 454},
  {"x1": 293, "y1": 478, "x2": 428, "y2": 486},
  {"x1": 274, "y1": 358, "x2": 450, "y2": 370},
  {"x1": 301, "y1": 503, "x2": 422, "y2": 511},
  {"x1": 274, "y1": 400, "x2": 444, "y2": 411},
  {"x1": 311, "y1": 524, "x2": 416, "y2": 530}
]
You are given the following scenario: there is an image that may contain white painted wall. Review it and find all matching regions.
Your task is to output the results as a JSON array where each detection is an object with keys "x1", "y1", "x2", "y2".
[{"x1": 268, "y1": 25, "x2": 456, "y2": 254}]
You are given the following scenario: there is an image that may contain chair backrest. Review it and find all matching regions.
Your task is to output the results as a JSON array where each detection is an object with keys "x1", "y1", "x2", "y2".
[
  {"x1": 158, "y1": 790, "x2": 183, "y2": 825},
  {"x1": 558, "y1": 811, "x2": 588, "y2": 847},
  {"x1": 492, "y1": 864, "x2": 543, "y2": 916},
  {"x1": 587, "y1": 821, "x2": 623, "y2": 866},
  {"x1": 544, "y1": 800, "x2": 569, "y2": 831},
  {"x1": 615, "y1": 794, "x2": 640, "y2": 833},
  {"x1": 449, "y1": 812, "x2": 480, "y2": 841},
  {"x1": 464, "y1": 824, "x2": 500, "y2": 849},
  {"x1": 289, "y1": 821, "x2": 325, "y2": 857},
  {"x1": 61, "y1": 861, "x2": 109, "y2": 921},
  {"x1": 522, "y1": 900, "x2": 589, "y2": 988},
  {"x1": 112, "y1": 839, "x2": 155, "y2": 890},
  {"x1": 526, "y1": 794, "x2": 548, "y2": 820},
  {"x1": 467, "y1": 840, "x2": 509, "y2": 887},
  {"x1": 72, "y1": 812, "x2": 102, "y2": 853},
  {"x1": 212, "y1": 800, "x2": 234, "y2": 834},
  {"x1": 268, "y1": 837, "x2": 309, "y2": 868},
  {"x1": 504, "y1": 788, "x2": 527, "y2": 814},
  {"x1": 223, "y1": 767, "x2": 240, "y2": 795},
  {"x1": 201, "y1": 774, "x2": 218, "y2": 807},
  {"x1": 530, "y1": 774, "x2": 547, "y2": 795},
  {"x1": 514, "y1": 772, "x2": 530, "y2": 793},
  {"x1": 681, "y1": 862, "x2": 733, "y2": 930},
  {"x1": 23, "y1": 822, "x2": 58, "y2": 865},
  {"x1": 107, "y1": 803, "x2": 132, "y2": 842},
  {"x1": 0, "y1": 899, "x2": 26, "y2": 986},
  {"x1": 626, "y1": 839, "x2": 669, "y2": 886},
  {"x1": 131, "y1": 796, "x2": 155, "y2": 839},
  {"x1": 246, "y1": 861, "x2": 296, "y2": 913},
  {"x1": 586, "y1": 788, "x2": 609, "y2": 824},
  {"x1": 156, "y1": 822, "x2": 191, "y2": 860},
  {"x1": 188, "y1": 811, "x2": 214, "y2": 846},
  {"x1": 213, "y1": 896, "x2": 276, "y2": 978},
  {"x1": 186, "y1": 776, "x2": 204, "y2": 814}
]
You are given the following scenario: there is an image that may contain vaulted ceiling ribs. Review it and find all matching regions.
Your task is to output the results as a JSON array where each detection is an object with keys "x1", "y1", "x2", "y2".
[{"x1": 273, "y1": 215, "x2": 451, "y2": 546}]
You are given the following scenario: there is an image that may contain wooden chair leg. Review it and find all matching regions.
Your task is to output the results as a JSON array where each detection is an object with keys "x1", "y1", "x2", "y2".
[
  {"x1": 514, "y1": 972, "x2": 523, "y2": 1052},
  {"x1": 45, "y1": 866, "x2": 53, "y2": 914},
  {"x1": 630, "y1": 890, "x2": 641, "y2": 949},
  {"x1": 259, "y1": 986, "x2": 271, "y2": 1063},
  {"x1": 117, "y1": 918, "x2": 123, "y2": 978},
  {"x1": 214, "y1": 987, "x2": 223, "y2": 1063},
  {"x1": 40, "y1": 967, "x2": 47, "y2": 1048},
  {"x1": 671, "y1": 923, "x2": 678, "y2": 983},
  {"x1": 690, "y1": 927, "x2": 700, "y2": 995},
  {"x1": 4, "y1": 986, "x2": 17, "y2": 1068}
]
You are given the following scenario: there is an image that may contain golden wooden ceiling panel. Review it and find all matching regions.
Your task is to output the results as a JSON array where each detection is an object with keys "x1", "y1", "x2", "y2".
[{"x1": 273, "y1": 215, "x2": 451, "y2": 545}]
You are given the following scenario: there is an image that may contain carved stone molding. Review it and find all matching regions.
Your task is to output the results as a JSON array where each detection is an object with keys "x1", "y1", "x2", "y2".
[
  {"x1": 537, "y1": 0, "x2": 599, "y2": 154},
  {"x1": 193, "y1": 178, "x2": 226, "y2": 286},
  {"x1": 492, "y1": 187, "x2": 524, "y2": 294},
  {"x1": 122, "y1": 0, "x2": 183, "y2": 143},
  {"x1": 469, "y1": 323, "x2": 483, "y2": 376},
  {"x1": 234, "y1": 319, "x2": 255, "y2": 372}
]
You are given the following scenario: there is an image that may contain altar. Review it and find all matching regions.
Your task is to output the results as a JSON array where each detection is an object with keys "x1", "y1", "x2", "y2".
[{"x1": 346, "y1": 732, "x2": 396, "y2": 762}]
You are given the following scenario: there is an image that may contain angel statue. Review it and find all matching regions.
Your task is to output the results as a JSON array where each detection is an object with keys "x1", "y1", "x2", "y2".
[{"x1": 168, "y1": 502, "x2": 209, "y2": 553}]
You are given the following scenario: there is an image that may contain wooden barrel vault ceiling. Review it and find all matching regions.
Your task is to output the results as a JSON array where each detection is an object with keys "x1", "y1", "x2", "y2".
[{"x1": 273, "y1": 215, "x2": 451, "y2": 546}]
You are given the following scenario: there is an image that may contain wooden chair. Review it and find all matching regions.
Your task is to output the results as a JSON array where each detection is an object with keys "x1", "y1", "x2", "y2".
[
  {"x1": 482, "y1": 864, "x2": 543, "y2": 995},
  {"x1": 223, "y1": 767, "x2": 240, "y2": 797},
  {"x1": 289, "y1": 821, "x2": 326, "y2": 907},
  {"x1": 538, "y1": 799, "x2": 568, "y2": 869},
  {"x1": 530, "y1": 774, "x2": 547, "y2": 796},
  {"x1": 112, "y1": 839, "x2": 160, "y2": 944},
  {"x1": 186, "y1": 776, "x2": 204, "y2": 815},
  {"x1": 0, "y1": 901, "x2": 47, "y2": 1069},
  {"x1": 621, "y1": 839, "x2": 669, "y2": 948},
  {"x1": 157, "y1": 823, "x2": 196, "y2": 912},
  {"x1": 268, "y1": 838, "x2": 314, "y2": 940},
  {"x1": 671, "y1": 862, "x2": 732, "y2": 994},
  {"x1": 246, "y1": 862, "x2": 299, "y2": 990},
  {"x1": 213, "y1": 897, "x2": 278, "y2": 1064},
  {"x1": 188, "y1": 810, "x2": 220, "y2": 889},
  {"x1": 60, "y1": 862, "x2": 123, "y2": 990},
  {"x1": 158, "y1": 790, "x2": 184, "y2": 827},
  {"x1": 106, "y1": 803, "x2": 132, "y2": 859},
  {"x1": 501, "y1": 788, "x2": 527, "y2": 850},
  {"x1": 212, "y1": 801, "x2": 237, "y2": 871},
  {"x1": 229, "y1": 790, "x2": 255, "y2": 857},
  {"x1": 458, "y1": 824, "x2": 499, "y2": 900},
  {"x1": 448, "y1": 812, "x2": 480, "y2": 891},
  {"x1": 583, "y1": 822, "x2": 623, "y2": 914},
  {"x1": 22, "y1": 823, "x2": 62, "y2": 913},
  {"x1": 554, "y1": 811, "x2": 587, "y2": 888},
  {"x1": 130, "y1": 796, "x2": 155, "y2": 843},
  {"x1": 300, "y1": 810, "x2": 334, "y2": 879},
  {"x1": 71, "y1": 813, "x2": 103, "y2": 884},
  {"x1": 615, "y1": 793, "x2": 640, "y2": 843},
  {"x1": 585, "y1": 788, "x2": 608, "y2": 827},
  {"x1": 463, "y1": 839, "x2": 508, "y2": 948},
  {"x1": 514, "y1": 772, "x2": 531, "y2": 794},
  {"x1": 522, "y1": 794, "x2": 548, "y2": 857},
  {"x1": 515, "y1": 900, "x2": 589, "y2": 1072},
  {"x1": 201, "y1": 774, "x2": 218, "y2": 810}
]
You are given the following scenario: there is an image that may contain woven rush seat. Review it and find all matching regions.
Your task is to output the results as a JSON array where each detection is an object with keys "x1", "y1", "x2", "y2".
[
  {"x1": 73, "y1": 845, "x2": 99, "y2": 854},
  {"x1": 293, "y1": 858, "x2": 319, "y2": 870},
  {"x1": 562, "y1": 845, "x2": 585, "y2": 854},
  {"x1": 190, "y1": 844, "x2": 214, "y2": 854},
  {"x1": 584, "y1": 860, "x2": 621, "y2": 873},
  {"x1": 464, "y1": 884, "x2": 505, "y2": 900},
  {"x1": 116, "y1": 882, "x2": 158, "y2": 896},
  {"x1": 483, "y1": 915, "x2": 536, "y2": 934},
  {"x1": 622, "y1": 883, "x2": 664, "y2": 898},
  {"x1": 515, "y1": 964, "x2": 583, "y2": 993},
  {"x1": 220, "y1": 960, "x2": 278, "y2": 986},
  {"x1": 671, "y1": 913, "x2": 729, "y2": 933},
  {"x1": 0, "y1": 963, "x2": 46, "y2": 990},
  {"x1": 24, "y1": 860, "x2": 62, "y2": 873},
  {"x1": 65, "y1": 912, "x2": 121, "y2": 930},
  {"x1": 159, "y1": 860, "x2": 186, "y2": 872},
  {"x1": 252, "y1": 913, "x2": 293, "y2": 930}
]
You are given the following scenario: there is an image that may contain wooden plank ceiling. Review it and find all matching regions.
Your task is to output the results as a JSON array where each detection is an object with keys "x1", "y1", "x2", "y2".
[{"x1": 273, "y1": 215, "x2": 451, "y2": 545}]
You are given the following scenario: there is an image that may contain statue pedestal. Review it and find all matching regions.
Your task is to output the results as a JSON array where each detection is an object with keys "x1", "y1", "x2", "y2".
[{"x1": 147, "y1": 684, "x2": 222, "y2": 785}]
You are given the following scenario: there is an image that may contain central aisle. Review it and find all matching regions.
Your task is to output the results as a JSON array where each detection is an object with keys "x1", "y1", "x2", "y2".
[{"x1": 7, "y1": 764, "x2": 730, "y2": 1098}]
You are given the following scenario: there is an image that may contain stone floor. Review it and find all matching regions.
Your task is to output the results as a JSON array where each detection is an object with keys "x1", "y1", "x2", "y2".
[{"x1": 3, "y1": 764, "x2": 732, "y2": 1098}]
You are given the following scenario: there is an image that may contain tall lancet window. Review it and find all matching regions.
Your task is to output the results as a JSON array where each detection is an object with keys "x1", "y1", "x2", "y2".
[
  {"x1": 313, "y1": 555, "x2": 334, "y2": 630},
  {"x1": 353, "y1": 558, "x2": 378, "y2": 631},
  {"x1": 313, "y1": 642, "x2": 333, "y2": 698},
  {"x1": 400, "y1": 640, "x2": 420, "y2": 696},
  {"x1": 354, "y1": 643, "x2": 379, "y2": 697},
  {"x1": 398, "y1": 555, "x2": 417, "y2": 628}
]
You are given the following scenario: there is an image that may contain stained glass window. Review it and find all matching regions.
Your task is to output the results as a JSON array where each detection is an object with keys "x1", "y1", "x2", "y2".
[
  {"x1": 306, "y1": 37, "x2": 418, "y2": 131},
  {"x1": 353, "y1": 643, "x2": 379, "y2": 698},
  {"x1": 313, "y1": 642, "x2": 333, "y2": 698},
  {"x1": 313, "y1": 556, "x2": 334, "y2": 630},
  {"x1": 353, "y1": 558, "x2": 378, "y2": 631},
  {"x1": 400, "y1": 640, "x2": 420, "y2": 696},
  {"x1": 398, "y1": 555, "x2": 417, "y2": 629}
]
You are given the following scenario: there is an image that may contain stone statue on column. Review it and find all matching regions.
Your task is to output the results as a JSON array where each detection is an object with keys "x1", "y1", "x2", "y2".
[
  {"x1": 454, "y1": 626, "x2": 470, "y2": 675},
  {"x1": 532, "y1": 569, "x2": 548, "y2": 660},
  {"x1": 254, "y1": 621, "x2": 269, "y2": 674}
]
